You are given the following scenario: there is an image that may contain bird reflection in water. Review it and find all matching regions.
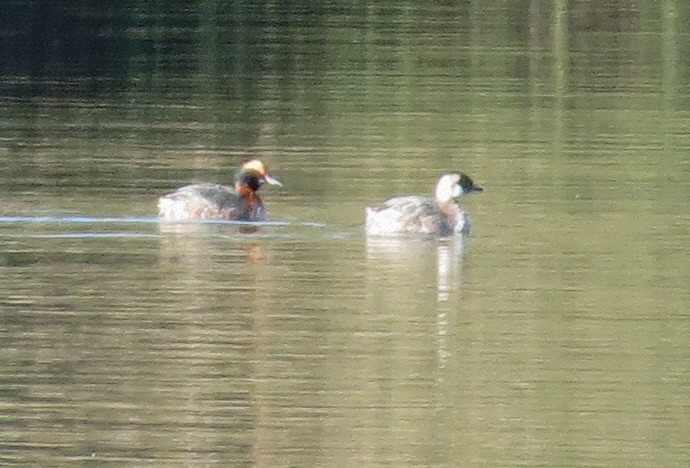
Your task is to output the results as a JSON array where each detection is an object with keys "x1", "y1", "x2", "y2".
[{"x1": 365, "y1": 236, "x2": 466, "y2": 370}]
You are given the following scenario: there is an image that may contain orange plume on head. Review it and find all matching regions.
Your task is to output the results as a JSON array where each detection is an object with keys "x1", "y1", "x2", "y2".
[{"x1": 241, "y1": 158, "x2": 268, "y2": 175}]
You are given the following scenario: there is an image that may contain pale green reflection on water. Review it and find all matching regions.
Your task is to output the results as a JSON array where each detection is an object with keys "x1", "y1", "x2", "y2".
[{"x1": 1, "y1": 1, "x2": 689, "y2": 466}]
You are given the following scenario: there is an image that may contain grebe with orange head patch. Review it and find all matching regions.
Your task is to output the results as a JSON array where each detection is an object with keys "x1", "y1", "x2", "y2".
[{"x1": 158, "y1": 158, "x2": 282, "y2": 221}]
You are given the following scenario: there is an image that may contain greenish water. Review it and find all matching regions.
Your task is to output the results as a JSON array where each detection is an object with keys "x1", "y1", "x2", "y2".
[{"x1": 1, "y1": 1, "x2": 689, "y2": 466}]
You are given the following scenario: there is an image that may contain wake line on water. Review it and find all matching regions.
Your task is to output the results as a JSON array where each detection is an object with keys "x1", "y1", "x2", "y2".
[{"x1": 0, "y1": 215, "x2": 297, "y2": 227}]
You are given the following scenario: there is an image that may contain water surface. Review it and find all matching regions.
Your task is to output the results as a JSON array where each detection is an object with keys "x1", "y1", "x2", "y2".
[{"x1": 1, "y1": 1, "x2": 689, "y2": 466}]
